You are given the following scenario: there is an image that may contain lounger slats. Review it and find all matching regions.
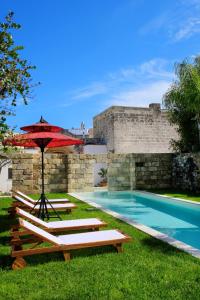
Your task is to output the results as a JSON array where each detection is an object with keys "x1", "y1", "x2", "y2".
[
  {"x1": 16, "y1": 208, "x2": 107, "y2": 232},
  {"x1": 12, "y1": 190, "x2": 69, "y2": 203},
  {"x1": 19, "y1": 218, "x2": 130, "y2": 248},
  {"x1": 13, "y1": 195, "x2": 76, "y2": 211},
  {"x1": 17, "y1": 208, "x2": 47, "y2": 227},
  {"x1": 19, "y1": 219, "x2": 62, "y2": 245},
  {"x1": 49, "y1": 218, "x2": 105, "y2": 228},
  {"x1": 58, "y1": 230, "x2": 128, "y2": 245},
  {"x1": 11, "y1": 218, "x2": 131, "y2": 269}
]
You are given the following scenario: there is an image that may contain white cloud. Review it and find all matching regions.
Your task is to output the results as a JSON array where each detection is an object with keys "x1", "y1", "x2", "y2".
[
  {"x1": 173, "y1": 18, "x2": 200, "y2": 41},
  {"x1": 139, "y1": 0, "x2": 200, "y2": 42},
  {"x1": 107, "y1": 80, "x2": 171, "y2": 107},
  {"x1": 60, "y1": 82, "x2": 108, "y2": 107},
  {"x1": 180, "y1": 0, "x2": 200, "y2": 9},
  {"x1": 139, "y1": 12, "x2": 169, "y2": 35},
  {"x1": 71, "y1": 82, "x2": 108, "y2": 100},
  {"x1": 66, "y1": 58, "x2": 174, "y2": 109},
  {"x1": 107, "y1": 59, "x2": 173, "y2": 82},
  {"x1": 139, "y1": 59, "x2": 173, "y2": 79}
]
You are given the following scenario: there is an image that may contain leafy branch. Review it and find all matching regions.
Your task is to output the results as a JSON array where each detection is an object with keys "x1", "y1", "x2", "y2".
[{"x1": 0, "y1": 11, "x2": 39, "y2": 145}]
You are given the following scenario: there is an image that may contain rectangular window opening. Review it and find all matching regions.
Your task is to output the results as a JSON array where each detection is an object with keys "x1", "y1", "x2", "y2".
[{"x1": 8, "y1": 168, "x2": 12, "y2": 179}]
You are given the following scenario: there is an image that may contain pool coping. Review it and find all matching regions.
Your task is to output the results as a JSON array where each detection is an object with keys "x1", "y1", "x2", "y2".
[
  {"x1": 69, "y1": 191, "x2": 200, "y2": 259},
  {"x1": 140, "y1": 190, "x2": 200, "y2": 206}
]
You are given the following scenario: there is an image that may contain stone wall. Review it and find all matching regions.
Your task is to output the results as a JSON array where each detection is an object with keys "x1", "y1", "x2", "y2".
[
  {"x1": 57, "y1": 153, "x2": 172, "y2": 192},
  {"x1": 107, "y1": 153, "x2": 172, "y2": 191},
  {"x1": 93, "y1": 109, "x2": 115, "y2": 151},
  {"x1": 135, "y1": 153, "x2": 172, "y2": 189},
  {"x1": 12, "y1": 153, "x2": 67, "y2": 194},
  {"x1": 93, "y1": 104, "x2": 178, "y2": 153},
  {"x1": 67, "y1": 154, "x2": 108, "y2": 192},
  {"x1": 107, "y1": 154, "x2": 136, "y2": 191},
  {"x1": 12, "y1": 153, "x2": 34, "y2": 194},
  {"x1": 12, "y1": 152, "x2": 173, "y2": 193}
]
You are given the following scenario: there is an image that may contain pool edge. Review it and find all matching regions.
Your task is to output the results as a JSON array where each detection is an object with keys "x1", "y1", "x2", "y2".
[
  {"x1": 137, "y1": 190, "x2": 200, "y2": 206},
  {"x1": 69, "y1": 192, "x2": 200, "y2": 260}
]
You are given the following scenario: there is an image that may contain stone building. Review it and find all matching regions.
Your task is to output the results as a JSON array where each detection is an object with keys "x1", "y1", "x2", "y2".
[{"x1": 93, "y1": 103, "x2": 178, "y2": 153}]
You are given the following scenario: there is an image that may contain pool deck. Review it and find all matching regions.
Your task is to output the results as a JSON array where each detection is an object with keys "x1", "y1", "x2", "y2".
[{"x1": 69, "y1": 191, "x2": 200, "y2": 259}]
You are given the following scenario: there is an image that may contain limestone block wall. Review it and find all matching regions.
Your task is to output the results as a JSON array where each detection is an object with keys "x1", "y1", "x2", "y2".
[
  {"x1": 93, "y1": 109, "x2": 115, "y2": 151},
  {"x1": 67, "y1": 154, "x2": 108, "y2": 192},
  {"x1": 93, "y1": 104, "x2": 178, "y2": 153},
  {"x1": 33, "y1": 153, "x2": 67, "y2": 193},
  {"x1": 107, "y1": 153, "x2": 172, "y2": 191},
  {"x1": 12, "y1": 153, "x2": 35, "y2": 194},
  {"x1": 67, "y1": 154, "x2": 95, "y2": 192},
  {"x1": 12, "y1": 152, "x2": 173, "y2": 193},
  {"x1": 134, "y1": 153, "x2": 172, "y2": 190},
  {"x1": 107, "y1": 154, "x2": 136, "y2": 191},
  {"x1": 12, "y1": 153, "x2": 67, "y2": 194},
  {"x1": 67, "y1": 153, "x2": 136, "y2": 192}
]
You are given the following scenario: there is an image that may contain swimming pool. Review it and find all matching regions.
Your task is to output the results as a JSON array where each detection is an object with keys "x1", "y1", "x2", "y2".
[{"x1": 72, "y1": 190, "x2": 200, "y2": 258}]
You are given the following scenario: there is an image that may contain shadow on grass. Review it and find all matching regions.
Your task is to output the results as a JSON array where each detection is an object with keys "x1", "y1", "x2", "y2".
[
  {"x1": 71, "y1": 245, "x2": 115, "y2": 259},
  {"x1": 0, "y1": 214, "x2": 16, "y2": 234},
  {"x1": 0, "y1": 245, "x2": 116, "y2": 271},
  {"x1": 25, "y1": 245, "x2": 115, "y2": 267},
  {"x1": 0, "y1": 236, "x2": 10, "y2": 245},
  {"x1": 1, "y1": 207, "x2": 10, "y2": 211},
  {"x1": 141, "y1": 236, "x2": 182, "y2": 256},
  {"x1": 0, "y1": 254, "x2": 13, "y2": 271}
]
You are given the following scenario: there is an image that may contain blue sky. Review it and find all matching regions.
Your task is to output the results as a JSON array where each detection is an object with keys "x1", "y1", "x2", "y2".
[{"x1": 1, "y1": 0, "x2": 200, "y2": 130}]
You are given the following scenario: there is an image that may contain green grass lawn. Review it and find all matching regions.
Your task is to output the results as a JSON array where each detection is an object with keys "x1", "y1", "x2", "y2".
[
  {"x1": 1, "y1": 193, "x2": 200, "y2": 300},
  {"x1": 149, "y1": 189, "x2": 200, "y2": 202}
]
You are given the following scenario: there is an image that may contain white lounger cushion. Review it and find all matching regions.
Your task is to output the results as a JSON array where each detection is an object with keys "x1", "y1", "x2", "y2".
[
  {"x1": 15, "y1": 195, "x2": 76, "y2": 209},
  {"x1": 17, "y1": 208, "x2": 47, "y2": 227},
  {"x1": 15, "y1": 196, "x2": 33, "y2": 208},
  {"x1": 17, "y1": 208, "x2": 104, "y2": 229},
  {"x1": 19, "y1": 219, "x2": 62, "y2": 245},
  {"x1": 33, "y1": 203, "x2": 74, "y2": 209},
  {"x1": 15, "y1": 190, "x2": 69, "y2": 203},
  {"x1": 20, "y1": 219, "x2": 127, "y2": 247},
  {"x1": 49, "y1": 218, "x2": 104, "y2": 229},
  {"x1": 58, "y1": 230, "x2": 127, "y2": 245}
]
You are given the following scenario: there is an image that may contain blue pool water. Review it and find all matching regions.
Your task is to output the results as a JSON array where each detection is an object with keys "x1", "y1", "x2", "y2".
[{"x1": 76, "y1": 190, "x2": 200, "y2": 250}]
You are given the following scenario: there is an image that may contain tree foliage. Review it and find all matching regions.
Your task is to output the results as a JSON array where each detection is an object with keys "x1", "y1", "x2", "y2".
[
  {"x1": 98, "y1": 168, "x2": 107, "y2": 180},
  {"x1": 163, "y1": 56, "x2": 200, "y2": 152},
  {"x1": 0, "y1": 11, "x2": 38, "y2": 143}
]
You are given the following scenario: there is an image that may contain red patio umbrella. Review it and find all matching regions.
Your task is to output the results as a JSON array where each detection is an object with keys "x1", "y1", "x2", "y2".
[{"x1": 4, "y1": 117, "x2": 84, "y2": 220}]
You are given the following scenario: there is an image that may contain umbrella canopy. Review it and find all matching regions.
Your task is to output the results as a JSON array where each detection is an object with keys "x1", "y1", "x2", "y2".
[
  {"x1": 3, "y1": 116, "x2": 84, "y2": 149},
  {"x1": 4, "y1": 131, "x2": 84, "y2": 148},
  {"x1": 3, "y1": 117, "x2": 83, "y2": 220},
  {"x1": 21, "y1": 116, "x2": 62, "y2": 133}
]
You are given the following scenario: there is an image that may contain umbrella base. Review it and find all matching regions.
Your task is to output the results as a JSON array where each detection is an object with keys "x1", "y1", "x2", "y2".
[{"x1": 31, "y1": 193, "x2": 62, "y2": 220}]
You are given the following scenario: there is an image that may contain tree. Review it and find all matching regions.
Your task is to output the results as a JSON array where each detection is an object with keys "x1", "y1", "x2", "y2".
[
  {"x1": 0, "y1": 11, "x2": 38, "y2": 145},
  {"x1": 163, "y1": 56, "x2": 200, "y2": 152}
]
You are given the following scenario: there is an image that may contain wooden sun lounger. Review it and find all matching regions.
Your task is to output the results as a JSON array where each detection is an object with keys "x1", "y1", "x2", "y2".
[
  {"x1": 11, "y1": 208, "x2": 107, "y2": 238},
  {"x1": 11, "y1": 218, "x2": 131, "y2": 269},
  {"x1": 12, "y1": 189, "x2": 70, "y2": 204},
  {"x1": 9, "y1": 195, "x2": 76, "y2": 216}
]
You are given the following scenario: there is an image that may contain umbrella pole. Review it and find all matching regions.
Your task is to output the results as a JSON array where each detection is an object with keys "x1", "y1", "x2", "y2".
[
  {"x1": 38, "y1": 147, "x2": 49, "y2": 220},
  {"x1": 37, "y1": 146, "x2": 62, "y2": 220}
]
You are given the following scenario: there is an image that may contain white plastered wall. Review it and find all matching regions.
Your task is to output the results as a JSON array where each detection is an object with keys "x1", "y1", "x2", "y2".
[
  {"x1": 0, "y1": 161, "x2": 12, "y2": 193},
  {"x1": 83, "y1": 145, "x2": 107, "y2": 186}
]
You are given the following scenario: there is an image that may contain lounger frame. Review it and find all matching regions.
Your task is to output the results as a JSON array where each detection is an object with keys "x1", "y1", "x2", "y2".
[
  {"x1": 11, "y1": 219, "x2": 131, "y2": 270},
  {"x1": 12, "y1": 189, "x2": 70, "y2": 204},
  {"x1": 9, "y1": 196, "x2": 76, "y2": 216},
  {"x1": 11, "y1": 208, "x2": 107, "y2": 238}
]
